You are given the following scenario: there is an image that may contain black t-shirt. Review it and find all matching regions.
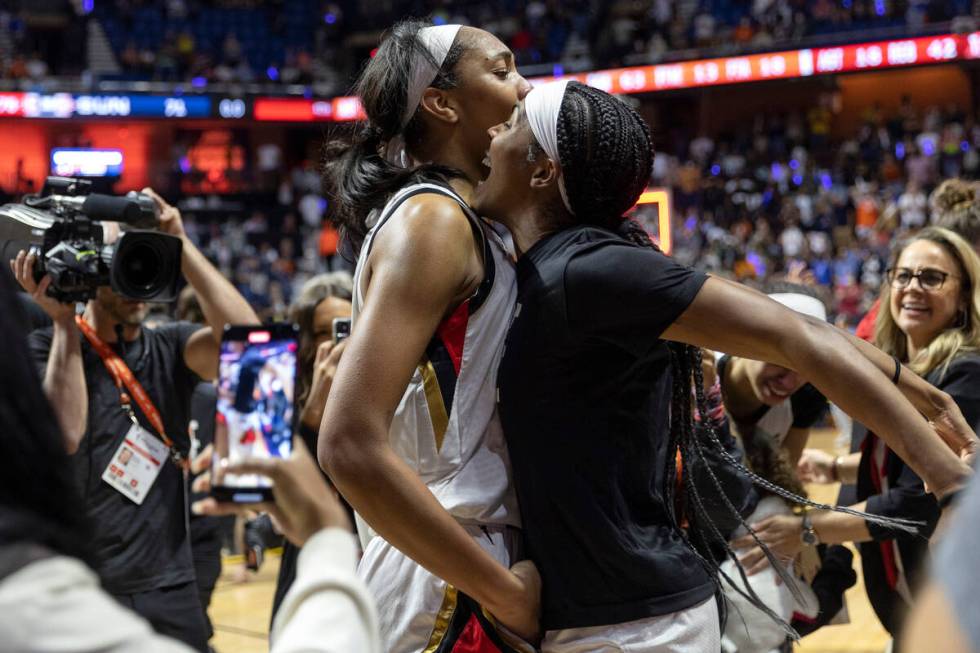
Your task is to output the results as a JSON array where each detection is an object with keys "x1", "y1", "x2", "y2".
[
  {"x1": 497, "y1": 225, "x2": 714, "y2": 630},
  {"x1": 29, "y1": 322, "x2": 203, "y2": 594}
]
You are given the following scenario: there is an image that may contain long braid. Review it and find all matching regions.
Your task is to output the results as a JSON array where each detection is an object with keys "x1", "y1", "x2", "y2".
[
  {"x1": 689, "y1": 347, "x2": 921, "y2": 532},
  {"x1": 669, "y1": 345, "x2": 802, "y2": 641},
  {"x1": 552, "y1": 82, "x2": 922, "y2": 637}
]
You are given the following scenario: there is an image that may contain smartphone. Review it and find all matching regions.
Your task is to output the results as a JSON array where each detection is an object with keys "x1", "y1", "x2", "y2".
[
  {"x1": 211, "y1": 323, "x2": 299, "y2": 503},
  {"x1": 332, "y1": 317, "x2": 351, "y2": 344}
]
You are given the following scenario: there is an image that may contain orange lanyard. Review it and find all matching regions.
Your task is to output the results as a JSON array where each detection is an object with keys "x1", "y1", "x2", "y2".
[{"x1": 75, "y1": 316, "x2": 187, "y2": 469}]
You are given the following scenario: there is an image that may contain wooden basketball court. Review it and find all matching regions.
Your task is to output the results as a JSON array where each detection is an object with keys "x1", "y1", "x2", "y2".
[{"x1": 209, "y1": 428, "x2": 892, "y2": 653}]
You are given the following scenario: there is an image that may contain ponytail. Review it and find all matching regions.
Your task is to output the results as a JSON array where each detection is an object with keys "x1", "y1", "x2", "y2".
[{"x1": 321, "y1": 19, "x2": 467, "y2": 255}]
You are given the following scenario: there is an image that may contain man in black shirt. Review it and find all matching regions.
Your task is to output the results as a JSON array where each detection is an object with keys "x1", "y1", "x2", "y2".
[{"x1": 14, "y1": 189, "x2": 259, "y2": 652}]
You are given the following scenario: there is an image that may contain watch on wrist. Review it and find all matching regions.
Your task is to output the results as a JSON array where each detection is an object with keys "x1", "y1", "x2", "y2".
[{"x1": 801, "y1": 511, "x2": 820, "y2": 546}]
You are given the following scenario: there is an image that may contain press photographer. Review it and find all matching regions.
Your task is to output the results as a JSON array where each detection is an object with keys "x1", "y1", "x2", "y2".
[{"x1": 10, "y1": 186, "x2": 259, "y2": 652}]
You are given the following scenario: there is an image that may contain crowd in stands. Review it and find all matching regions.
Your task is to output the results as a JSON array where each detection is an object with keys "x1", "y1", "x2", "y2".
[
  {"x1": 634, "y1": 94, "x2": 980, "y2": 329},
  {"x1": 170, "y1": 93, "x2": 978, "y2": 330},
  {"x1": 177, "y1": 160, "x2": 347, "y2": 322},
  {"x1": 0, "y1": 1, "x2": 976, "y2": 91}
]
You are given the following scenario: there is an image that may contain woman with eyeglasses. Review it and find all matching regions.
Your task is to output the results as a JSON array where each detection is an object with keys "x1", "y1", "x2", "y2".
[{"x1": 797, "y1": 226, "x2": 980, "y2": 649}]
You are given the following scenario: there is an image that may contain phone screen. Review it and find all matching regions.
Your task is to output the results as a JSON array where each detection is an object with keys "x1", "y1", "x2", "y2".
[
  {"x1": 212, "y1": 326, "x2": 297, "y2": 501},
  {"x1": 333, "y1": 317, "x2": 351, "y2": 344}
]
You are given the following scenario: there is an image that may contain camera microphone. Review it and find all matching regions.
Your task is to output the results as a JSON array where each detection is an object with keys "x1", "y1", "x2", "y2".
[{"x1": 48, "y1": 193, "x2": 157, "y2": 228}]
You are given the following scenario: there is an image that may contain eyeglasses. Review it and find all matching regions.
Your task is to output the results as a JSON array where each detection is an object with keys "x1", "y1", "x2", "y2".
[{"x1": 887, "y1": 267, "x2": 958, "y2": 291}]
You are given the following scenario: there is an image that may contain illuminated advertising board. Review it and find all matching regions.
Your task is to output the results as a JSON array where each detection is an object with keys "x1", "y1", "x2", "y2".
[
  {"x1": 0, "y1": 93, "x2": 210, "y2": 118},
  {"x1": 1, "y1": 33, "x2": 978, "y2": 122},
  {"x1": 50, "y1": 148, "x2": 124, "y2": 176}
]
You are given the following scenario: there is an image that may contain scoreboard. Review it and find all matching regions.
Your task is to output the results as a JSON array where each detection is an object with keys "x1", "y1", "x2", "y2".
[{"x1": 0, "y1": 32, "x2": 978, "y2": 123}]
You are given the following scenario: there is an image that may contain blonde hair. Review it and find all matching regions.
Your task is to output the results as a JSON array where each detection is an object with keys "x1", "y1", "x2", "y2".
[{"x1": 875, "y1": 226, "x2": 980, "y2": 379}]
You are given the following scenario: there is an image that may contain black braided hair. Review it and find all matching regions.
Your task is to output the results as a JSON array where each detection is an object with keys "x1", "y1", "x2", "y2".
[
  {"x1": 554, "y1": 82, "x2": 655, "y2": 244},
  {"x1": 549, "y1": 82, "x2": 924, "y2": 636},
  {"x1": 322, "y1": 18, "x2": 468, "y2": 255}
]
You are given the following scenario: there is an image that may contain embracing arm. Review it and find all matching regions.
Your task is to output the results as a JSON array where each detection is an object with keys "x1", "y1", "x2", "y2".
[
  {"x1": 663, "y1": 276, "x2": 971, "y2": 500},
  {"x1": 317, "y1": 197, "x2": 538, "y2": 638}
]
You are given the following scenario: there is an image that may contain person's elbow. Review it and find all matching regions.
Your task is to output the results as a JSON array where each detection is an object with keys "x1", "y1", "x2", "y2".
[{"x1": 318, "y1": 416, "x2": 378, "y2": 488}]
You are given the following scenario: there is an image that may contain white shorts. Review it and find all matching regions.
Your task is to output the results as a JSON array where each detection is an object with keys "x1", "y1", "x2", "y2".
[
  {"x1": 721, "y1": 497, "x2": 818, "y2": 653},
  {"x1": 541, "y1": 596, "x2": 720, "y2": 653},
  {"x1": 358, "y1": 523, "x2": 524, "y2": 653}
]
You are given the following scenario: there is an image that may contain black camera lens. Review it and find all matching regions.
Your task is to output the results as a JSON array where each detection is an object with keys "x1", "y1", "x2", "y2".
[
  {"x1": 118, "y1": 241, "x2": 165, "y2": 290},
  {"x1": 109, "y1": 231, "x2": 183, "y2": 302}
]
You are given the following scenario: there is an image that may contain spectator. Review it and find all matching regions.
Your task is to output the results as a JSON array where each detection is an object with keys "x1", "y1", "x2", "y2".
[
  {"x1": 0, "y1": 268, "x2": 379, "y2": 651},
  {"x1": 269, "y1": 272, "x2": 353, "y2": 622},
  {"x1": 898, "y1": 180, "x2": 929, "y2": 231},
  {"x1": 799, "y1": 227, "x2": 980, "y2": 644},
  {"x1": 11, "y1": 189, "x2": 259, "y2": 651}
]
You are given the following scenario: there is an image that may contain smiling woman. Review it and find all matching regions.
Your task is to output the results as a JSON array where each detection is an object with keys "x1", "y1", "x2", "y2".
[
  {"x1": 877, "y1": 227, "x2": 980, "y2": 379},
  {"x1": 801, "y1": 227, "x2": 980, "y2": 646},
  {"x1": 316, "y1": 17, "x2": 542, "y2": 653},
  {"x1": 473, "y1": 80, "x2": 975, "y2": 653}
]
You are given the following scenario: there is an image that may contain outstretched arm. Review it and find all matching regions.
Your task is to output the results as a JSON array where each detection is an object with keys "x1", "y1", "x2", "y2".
[
  {"x1": 663, "y1": 276, "x2": 972, "y2": 500},
  {"x1": 318, "y1": 196, "x2": 540, "y2": 640},
  {"x1": 810, "y1": 313, "x2": 975, "y2": 467}
]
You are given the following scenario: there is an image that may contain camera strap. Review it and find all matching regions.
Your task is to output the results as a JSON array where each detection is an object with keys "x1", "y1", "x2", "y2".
[{"x1": 75, "y1": 316, "x2": 188, "y2": 470}]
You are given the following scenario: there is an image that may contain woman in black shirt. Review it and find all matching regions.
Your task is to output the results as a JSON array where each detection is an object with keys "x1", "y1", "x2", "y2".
[{"x1": 471, "y1": 81, "x2": 974, "y2": 651}]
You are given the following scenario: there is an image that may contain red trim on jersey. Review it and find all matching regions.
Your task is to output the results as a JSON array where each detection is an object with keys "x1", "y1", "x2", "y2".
[
  {"x1": 451, "y1": 613, "x2": 503, "y2": 653},
  {"x1": 437, "y1": 300, "x2": 471, "y2": 376},
  {"x1": 863, "y1": 433, "x2": 900, "y2": 590}
]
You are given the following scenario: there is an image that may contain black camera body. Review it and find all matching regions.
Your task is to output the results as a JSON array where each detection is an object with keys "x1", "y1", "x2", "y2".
[{"x1": 0, "y1": 177, "x2": 183, "y2": 303}]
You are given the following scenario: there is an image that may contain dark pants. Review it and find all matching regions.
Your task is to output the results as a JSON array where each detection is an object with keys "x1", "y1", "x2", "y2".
[
  {"x1": 271, "y1": 540, "x2": 300, "y2": 626},
  {"x1": 191, "y1": 528, "x2": 223, "y2": 640},
  {"x1": 112, "y1": 581, "x2": 209, "y2": 652}
]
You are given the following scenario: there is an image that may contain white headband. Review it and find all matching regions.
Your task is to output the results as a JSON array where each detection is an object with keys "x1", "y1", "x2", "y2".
[
  {"x1": 524, "y1": 80, "x2": 574, "y2": 214},
  {"x1": 384, "y1": 24, "x2": 462, "y2": 167},
  {"x1": 769, "y1": 292, "x2": 827, "y2": 322}
]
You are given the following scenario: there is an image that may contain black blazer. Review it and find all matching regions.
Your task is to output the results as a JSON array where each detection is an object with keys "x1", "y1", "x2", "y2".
[{"x1": 856, "y1": 353, "x2": 980, "y2": 637}]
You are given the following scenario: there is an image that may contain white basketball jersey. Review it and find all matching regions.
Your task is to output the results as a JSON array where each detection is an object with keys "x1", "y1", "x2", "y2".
[{"x1": 351, "y1": 183, "x2": 520, "y2": 542}]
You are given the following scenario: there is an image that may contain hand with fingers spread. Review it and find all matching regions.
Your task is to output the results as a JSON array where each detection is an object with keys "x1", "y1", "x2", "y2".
[
  {"x1": 9, "y1": 249, "x2": 76, "y2": 323},
  {"x1": 141, "y1": 187, "x2": 186, "y2": 239},
  {"x1": 300, "y1": 339, "x2": 348, "y2": 431},
  {"x1": 192, "y1": 439, "x2": 350, "y2": 546},
  {"x1": 732, "y1": 514, "x2": 805, "y2": 575}
]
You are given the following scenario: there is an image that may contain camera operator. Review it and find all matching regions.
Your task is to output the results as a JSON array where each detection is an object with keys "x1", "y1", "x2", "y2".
[{"x1": 10, "y1": 188, "x2": 259, "y2": 652}]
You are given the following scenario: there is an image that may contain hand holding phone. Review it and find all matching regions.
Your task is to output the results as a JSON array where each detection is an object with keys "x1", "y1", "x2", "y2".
[
  {"x1": 194, "y1": 439, "x2": 351, "y2": 547},
  {"x1": 299, "y1": 338, "x2": 348, "y2": 431},
  {"x1": 212, "y1": 324, "x2": 299, "y2": 503}
]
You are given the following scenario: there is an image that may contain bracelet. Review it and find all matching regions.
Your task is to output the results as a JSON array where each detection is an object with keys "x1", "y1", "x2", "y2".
[
  {"x1": 831, "y1": 456, "x2": 841, "y2": 482},
  {"x1": 938, "y1": 489, "x2": 963, "y2": 511},
  {"x1": 891, "y1": 356, "x2": 902, "y2": 385}
]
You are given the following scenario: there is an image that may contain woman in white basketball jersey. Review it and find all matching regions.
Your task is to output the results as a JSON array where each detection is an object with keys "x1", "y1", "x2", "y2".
[{"x1": 317, "y1": 19, "x2": 539, "y2": 653}]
